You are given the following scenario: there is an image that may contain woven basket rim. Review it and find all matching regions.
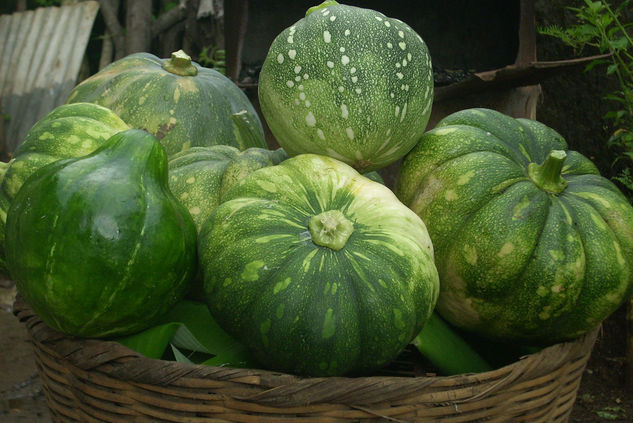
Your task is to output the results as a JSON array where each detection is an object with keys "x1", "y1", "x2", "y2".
[{"x1": 13, "y1": 294, "x2": 600, "y2": 409}]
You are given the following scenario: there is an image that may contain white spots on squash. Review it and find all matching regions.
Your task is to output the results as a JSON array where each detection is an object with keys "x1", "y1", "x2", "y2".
[
  {"x1": 241, "y1": 260, "x2": 265, "y2": 282},
  {"x1": 298, "y1": 84, "x2": 304, "y2": 90},
  {"x1": 444, "y1": 189, "x2": 458, "y2": 201},
  {"x1": 396, "y1": 72, "x2": 404, "y2": 79},
  {"x1": 395, "y1": 105, "x2": 400, "y2": 117},
  {"x1": 186, "y1": 176, "x2": 195, "y2": 184},
  {"x1": 408, "y1": 52, "x2": 413, "y2": 61},
  {"x1": 457, "y1": 170, "x2": 476, "y2": 185},
  {"x1": 303, "y1": 73, "x2": 309, "y2": 80},
  {"x1": 351, "y1": 76, "x2": 358, "y2": 83},
  {"x1": 321, "y1": 8, "x2": 330, "y2": 16},
  {"x1": 341, "y1": 55, "x2": 350, "y2": 65},
  {"x1": 287, "y1": 35, "x2": 294, "y2": 44},
  {"x1": 355, "y1": 88, "x2": 362, "y2": 94},
  {"x1": 399, "y1": 41, "x2": 406, "y2": 50},
  {"x1": 288, "y1": 49, "x2": 297, "y2": 59},
  {"x1": 173, "y1": 87, "x2": 181, "y2": 103},
  {"x1": 400, "y1": 102, "x2": 408, "y2": 122},
  {"x1": 338, "y1": 86, "x2": 344, "y2": 93},
  {"x1": 317, "y1": 129, "x2": 326, "y2": 140},
  {"x1": 189, "y1": 206, "x2": 201, "y2": 215},
  {"x1": 179, "y1": 192, "x2": 189, "y2": 201},
  {"x1": 323, "y1": 30, "x2": 332, "y2": 43},
  {"x1": 395, "y1": 62, "x2": 401, "y2": 69},
  {"x1": 138, "y1": 95, "x2": 147, "y2": 105},
  {"x1": 463, "y1": 244, "x2": 478, "y2": 266},
  {"x1": 340, "y1": 103, "x2": 349, "y2": 119},
  {"x1": 398, "y1": 30, "x2": 405, "y2": 38},
  {"x1": 339, "y1": 46, "x2": 345, "y2": 53},
  {"x1": 327, "y1": 61, "x2": 334, "y2": 69},
  {"x1": 346, "y1": 127, "x2": 354, "y2": 140},
  {"x1": 345, "y1": 29, "x2": 350, "y2": 36},
  {"x1": 294, "y1": 65, "x2": 302, "y2": 74},
  {"x1": 329, "y1": 15, "x2": 336, "y2": 22},
  {"x1": 497, "y1": 242, "x2": 515, "y2": 258},
  {"x1": 305, "y1": 100, "x2": 311, "y2": 107},
  {"x1": 306, "y1": 111, "x2": 317, "y2": 127},
  {"x1": 384, "y1": 20, "x2": 391, "y2": 28},
  {"x1": 551, "y1": 284, "x2": 564, "y2": 293},
  {"x1": 374, "y1": 15, "x2": 383, "y2": 21},
  {"x1": 387, "y1": 42, "x2": 393, "y2": 49},
  {"x1": 321, "y1": 308, "x2": 336, "y2": 339},
  {"x1": 536, "y1": 285, "x2": 548, "y2": 297},
  {"x1": 286, "y1": 80, "x2": 294, "y2": 88}
]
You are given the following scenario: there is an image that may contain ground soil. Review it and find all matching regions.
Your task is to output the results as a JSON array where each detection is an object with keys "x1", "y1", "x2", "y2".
[{"x1": 1, "y1": 273, "x2": 632, "y2": 423}]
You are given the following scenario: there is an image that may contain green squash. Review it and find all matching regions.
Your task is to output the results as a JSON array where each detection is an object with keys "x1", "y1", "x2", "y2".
[
  {"x1": 6, "y1": 129, "x2": 197, "y2": 338},
  {"x1": 258, "y1": 1, "x2": 433, "y2": 172},
  {"x1": 0, "y1": 102, "x2": 129, "y2": 273},
  {"x1": 168, "y1": 145, "x2": 288, "y2": 232},
  {"x1": 198, "y1": 154, "x2": 439, "y2": 376},
  {"x1": 396, "y1": 108, "x2": 633, "y2": 343},
  {"x1": 66, "y1": 50, "x2": 266, "y2": 155}
]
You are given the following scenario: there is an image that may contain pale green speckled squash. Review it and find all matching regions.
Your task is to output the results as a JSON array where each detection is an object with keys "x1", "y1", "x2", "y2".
[
  {"x1": 198, "y1": 154, "x2": 439, "y2": 376},
  {"x1": 396, "y1": 108, "x2": 633, "y2": 344},
  {"x1": 258, "y1": 1, "x2": 433, "y2": 172},
  {"x1": 168, "y1": 145, "x2": 288, "y2": 232}
]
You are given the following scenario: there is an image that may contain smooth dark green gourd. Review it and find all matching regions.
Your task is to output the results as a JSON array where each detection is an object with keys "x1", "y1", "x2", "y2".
[
  {"x1": 0, "y1": 102, "x2": 129, "y2": 273},
  {"x1": 5, "y1": 129, "x2": 197, "y2": 338}
]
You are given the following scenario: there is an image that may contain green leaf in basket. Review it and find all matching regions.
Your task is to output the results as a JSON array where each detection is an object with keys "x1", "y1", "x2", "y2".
[
  {"x1": 116, "y1": 322, "x2": 181, "y2": 359},
  {"x1": 171, "y1": 344, "x2": 195, "y2": 364},
  {"x1": 159, "y1": 300, "x2": 258, "y2": 368},
  {"x1": 116, "y1": 300, "x2": 258, "y2": 368}
]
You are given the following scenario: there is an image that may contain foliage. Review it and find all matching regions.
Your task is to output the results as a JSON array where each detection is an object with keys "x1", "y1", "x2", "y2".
[
  {"x1": 540, "y1": 0, "x2": 633, "y2": 196},
  {"x1": 198, "y1": 46, "x2": 226, "y2": 74}
]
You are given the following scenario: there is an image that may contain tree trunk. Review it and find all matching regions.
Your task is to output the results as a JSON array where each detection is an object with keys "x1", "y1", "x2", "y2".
[
  {"x1": 99, "y1": 0, "x2": 120, "y2": 69},
  {"x1": 125, "y1": 0, "x2": 153, "y2": 54}
]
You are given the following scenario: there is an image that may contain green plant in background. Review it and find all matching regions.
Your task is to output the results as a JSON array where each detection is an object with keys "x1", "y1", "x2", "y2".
[
  {"x1": 540, "y1": 0, "x2": 633, "y2": 195},
  {"x1": 198, "y1": 46, "x2": 226, "y2": 75}
]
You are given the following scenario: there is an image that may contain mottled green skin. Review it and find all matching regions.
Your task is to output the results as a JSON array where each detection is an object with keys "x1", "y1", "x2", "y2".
[
  {"x1": 66, "y1": 52, "x2": 266, "y2": 155},
  {"x1": 5, "y1": 129, "x2": 197, "y2": 338},
  {"x1": 198, "y1": 154, "x2": 439, "y2": 376},
  {"x1": 168, "y1": 145, "x2": 288, "y2": 232},
  {"x1": 396, "y1": 108, "x2": 633, "y2": 344},
  {"x1": 0, "y1": 103, "x2": 129, "y2": 274},
  {"x1": 258, "y1": 2, "x2": 433, "y2": 172}
]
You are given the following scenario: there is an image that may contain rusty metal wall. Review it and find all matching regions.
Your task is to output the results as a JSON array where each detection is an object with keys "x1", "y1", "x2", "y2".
[{"x1": 0, "y1": 1, "x2": 99, "y2": 155}]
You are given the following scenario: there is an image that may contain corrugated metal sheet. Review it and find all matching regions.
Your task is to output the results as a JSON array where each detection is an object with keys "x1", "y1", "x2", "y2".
[{"x1": 0, "y1": 1, "x2": 99, "y2": 154}]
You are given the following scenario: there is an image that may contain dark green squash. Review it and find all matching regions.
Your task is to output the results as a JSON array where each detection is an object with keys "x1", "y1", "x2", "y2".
[
  {"x1": 66, "y1": 50, "x2": 266, "y2": 155},
  {"x1": 5, "y1": 129, "x2": 197, "y2": 338}
]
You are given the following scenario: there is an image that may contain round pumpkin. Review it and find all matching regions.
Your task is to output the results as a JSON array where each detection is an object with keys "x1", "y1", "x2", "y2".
[
  {"x1": 198, "y1": 153, "x2": 439, "y2": 376},
  {"x1": 258, "y1": 1, "x2": 434, "y2": 172},
  {"x1": 5, "y1": 129, "x2": 197, "y2": 338},
  {"x1": 396, "y1": 108, "x2": 633, "y2": 344},
  {"x1": 0, "y1": 103, "x2": 129, "y2": 273},
  {"x1": 168, "y1": 145, "x2": 288, "y2": 232},
  {"x1": 66, "y1": 50, "x2": 266, "y2": 155}
]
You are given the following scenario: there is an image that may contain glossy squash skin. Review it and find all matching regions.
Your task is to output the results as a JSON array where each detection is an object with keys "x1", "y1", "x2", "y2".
[
  {"x1": 66, "y1": 50, "x2": 266, "y2": 155},
  {"x1": 258, "y1": 1, "x2": 433, "y2": 172},
  {"x1": 5, "y1": 129, "x2": 197, "y2": 338},
  {"x1": 396, "y1": 108, "x2": 633, "y2": 344},
  {"x1": 198, "y1": 154, "x2": 439, "y2": 376},
  {"x1": 0, "y1": 103, "x2": 129, "y2": 273}
]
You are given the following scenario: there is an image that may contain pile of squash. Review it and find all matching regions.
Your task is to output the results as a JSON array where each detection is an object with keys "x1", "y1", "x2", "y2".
[{"x1": 4, "y1": 1, "x2": 633, "y2": 378}]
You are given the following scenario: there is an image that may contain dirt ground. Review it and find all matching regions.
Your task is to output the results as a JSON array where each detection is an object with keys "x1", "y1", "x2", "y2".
[{"x1": 1, "y1": 273, "x2": 632, "y2": 423}]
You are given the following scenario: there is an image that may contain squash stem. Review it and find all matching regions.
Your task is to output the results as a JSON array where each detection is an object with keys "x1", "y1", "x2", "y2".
[
  {"x1": 308, "y1": 210, "x2": 353, "y2": 250},
  {"x1": 306, "y1": 0, "x2": 339, "y2": 16},
  {"x1": 162, "y1": 50, "x2": 198, "y2": 77},
  {"x1": 528, "y1": 150, "x2": 568, "y2": 194},
  {"x1": 412, "y1": 312, "x2": 493, "y2": 375}
]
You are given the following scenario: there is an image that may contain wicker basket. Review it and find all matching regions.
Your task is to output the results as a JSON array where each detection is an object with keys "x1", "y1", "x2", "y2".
[{"x1": 14, "y1": 295, "x2": 598, "y2": 423}]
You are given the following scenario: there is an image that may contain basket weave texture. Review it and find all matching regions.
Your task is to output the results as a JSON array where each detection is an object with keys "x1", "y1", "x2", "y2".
[{"x1": 14, "y1": 295, "x2": 598, "y2": 423}]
